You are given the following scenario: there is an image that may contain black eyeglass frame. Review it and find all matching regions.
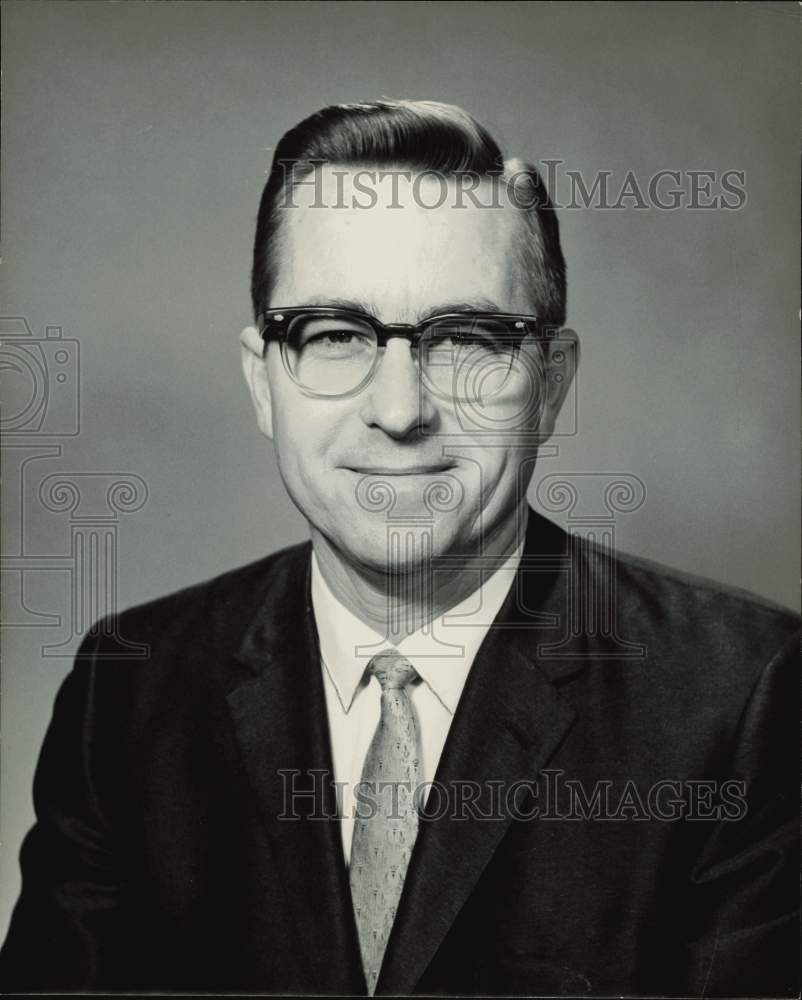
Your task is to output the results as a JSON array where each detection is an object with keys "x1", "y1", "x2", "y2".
[{"x1": 258, "y1": 306, "x2": 545, "y2": 399}]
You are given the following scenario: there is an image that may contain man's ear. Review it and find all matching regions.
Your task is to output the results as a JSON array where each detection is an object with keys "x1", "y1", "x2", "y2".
[
  {"x1": 538, "y1": 327, "x2": 580, "y2": 440},
  {"x1": 240, "y1": 325, "x2": 274, "y2": 440}
]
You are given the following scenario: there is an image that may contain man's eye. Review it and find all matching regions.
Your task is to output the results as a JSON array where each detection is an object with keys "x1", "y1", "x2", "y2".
[
  {"x1": 319, "y1": 330, "x2": 355, "y2": 343},
  {"x1": 427, "y1": 334, "x2": 461, "y2": 350},
  {"x1": 308, "y1": 329, "x2": 368, "y2": 346},
  {"x1": 428, "y1": 332, "x2": 510, "y2": 356},
  {"x1": 466, "y1": 334, "x2": 510, "y2": 354},
  {"x1": 299, "y1": 329, "x2": 374, "y2": 357}
]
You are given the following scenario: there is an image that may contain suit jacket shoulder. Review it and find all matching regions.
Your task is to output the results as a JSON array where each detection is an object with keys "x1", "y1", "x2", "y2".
[
  {"x1": 87, "y1": 538, "x2": 312, "y2": 667},
  {"x1": 568, "y1": 528, "x2": 799, "y2": 675}
]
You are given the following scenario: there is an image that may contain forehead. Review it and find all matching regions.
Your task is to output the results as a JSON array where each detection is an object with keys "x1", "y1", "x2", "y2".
[{"x1": 271, "y1": 164, "x2": 529, "y2": 320}]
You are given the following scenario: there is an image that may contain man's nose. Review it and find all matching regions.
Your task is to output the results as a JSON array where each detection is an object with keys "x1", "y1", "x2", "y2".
[{"x1": 358, "y1": 338, "x2": 437, "y2": 438}]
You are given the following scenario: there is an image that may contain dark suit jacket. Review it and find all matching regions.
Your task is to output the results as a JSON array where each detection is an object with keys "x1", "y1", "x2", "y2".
[{"x1": 1, "y1": 511, "x2": 798, "y2": 995}]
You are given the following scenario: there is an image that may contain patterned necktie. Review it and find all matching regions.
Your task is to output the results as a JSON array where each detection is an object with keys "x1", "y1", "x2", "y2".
[{"x1": 349, "y1": 649, "x2": 421, "y2": 995}]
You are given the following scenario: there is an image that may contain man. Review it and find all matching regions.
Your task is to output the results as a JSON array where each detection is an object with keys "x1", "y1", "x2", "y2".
[{"x1": 1, "y1": 99, "x2": 798, "y2": 996}]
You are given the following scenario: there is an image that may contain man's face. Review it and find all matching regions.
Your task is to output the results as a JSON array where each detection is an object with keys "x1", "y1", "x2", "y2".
[{"x1": 242, "y1": 166, "x2": 574, "y2": 574}]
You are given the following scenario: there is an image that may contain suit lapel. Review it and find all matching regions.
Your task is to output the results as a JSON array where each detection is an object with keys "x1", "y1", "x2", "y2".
[
  {"x1": 222, "y1": 545, "x2": 366, "y2": 994},
  {"x1": 377, "y1": 513, "x2": 583, "y2": 995}
]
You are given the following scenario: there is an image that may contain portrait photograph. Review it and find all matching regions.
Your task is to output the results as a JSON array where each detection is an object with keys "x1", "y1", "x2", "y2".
[{"x1": 1, "y1": 2, "x2": 799, "y2": 996}]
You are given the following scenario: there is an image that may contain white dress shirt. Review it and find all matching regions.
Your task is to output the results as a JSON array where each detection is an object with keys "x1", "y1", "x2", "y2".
[{"x1": 311, "y1": 541, "x2": 524, "y2": 864}]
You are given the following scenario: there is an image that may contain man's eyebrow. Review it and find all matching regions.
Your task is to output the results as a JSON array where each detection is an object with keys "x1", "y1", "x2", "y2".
[
  {"x1": 294, "y1": 296, "x2": 506, "y2": 322},
  {"x1": 298, "y1": 296, "x2": 376, "y2": 314},
  {"x1": 417, "y1": 298, "x2": 504, "y2": 321}
]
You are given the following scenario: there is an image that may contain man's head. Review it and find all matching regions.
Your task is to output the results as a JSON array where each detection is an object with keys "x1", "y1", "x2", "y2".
[{"x1": 241, "y1": 99, "x2": 577, "y2": 574}]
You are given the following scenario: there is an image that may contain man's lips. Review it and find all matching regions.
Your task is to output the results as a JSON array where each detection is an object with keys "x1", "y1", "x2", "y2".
[{"x1": 343, "y1": 465, "x2": 457, "y2": 475}]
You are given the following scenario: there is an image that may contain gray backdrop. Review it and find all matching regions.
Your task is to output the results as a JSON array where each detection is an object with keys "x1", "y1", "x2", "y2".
[{"x1": 1, "y1": 0, "x2": 799, "y2": 939}]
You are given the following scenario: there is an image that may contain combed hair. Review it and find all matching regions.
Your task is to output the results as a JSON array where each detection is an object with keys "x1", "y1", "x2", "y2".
[{"x1": 251, "y1": 99, "x2": 566, "y2": 327}]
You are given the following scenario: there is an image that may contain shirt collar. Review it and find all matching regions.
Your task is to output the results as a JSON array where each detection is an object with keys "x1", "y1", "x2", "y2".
[{"x1": 311, "y1": 539, "x2": 524, "y2": 716}]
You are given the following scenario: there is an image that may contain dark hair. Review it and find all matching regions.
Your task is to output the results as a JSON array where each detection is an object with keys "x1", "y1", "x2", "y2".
[{"x1": 250, "y1": 99, "x2": 566, "y2": 326}]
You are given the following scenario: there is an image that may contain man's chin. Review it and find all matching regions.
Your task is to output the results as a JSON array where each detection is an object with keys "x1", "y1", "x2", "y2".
[{"x1": 330, "y1": 521, "x2": 467, "y2": 578}]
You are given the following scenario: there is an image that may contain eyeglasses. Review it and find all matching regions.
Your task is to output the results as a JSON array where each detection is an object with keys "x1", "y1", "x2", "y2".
[{"x1": 258, "y1": 307, "x2": 545, "y2": 401}]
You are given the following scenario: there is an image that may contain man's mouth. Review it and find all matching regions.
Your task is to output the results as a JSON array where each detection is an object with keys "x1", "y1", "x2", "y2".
[{"x1": 345, "y1": 464, "x2": 457, "y2": 476}]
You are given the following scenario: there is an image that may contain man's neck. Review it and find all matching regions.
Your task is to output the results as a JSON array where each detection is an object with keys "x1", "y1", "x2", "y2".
[{"x1": 309, "y1": 505, "x2": 528, "y2": 645}]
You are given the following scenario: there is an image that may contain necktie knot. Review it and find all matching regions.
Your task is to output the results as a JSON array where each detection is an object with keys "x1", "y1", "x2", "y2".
[{"x1": 368, "y1": 650, "x2": 418, "y2": 691}]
